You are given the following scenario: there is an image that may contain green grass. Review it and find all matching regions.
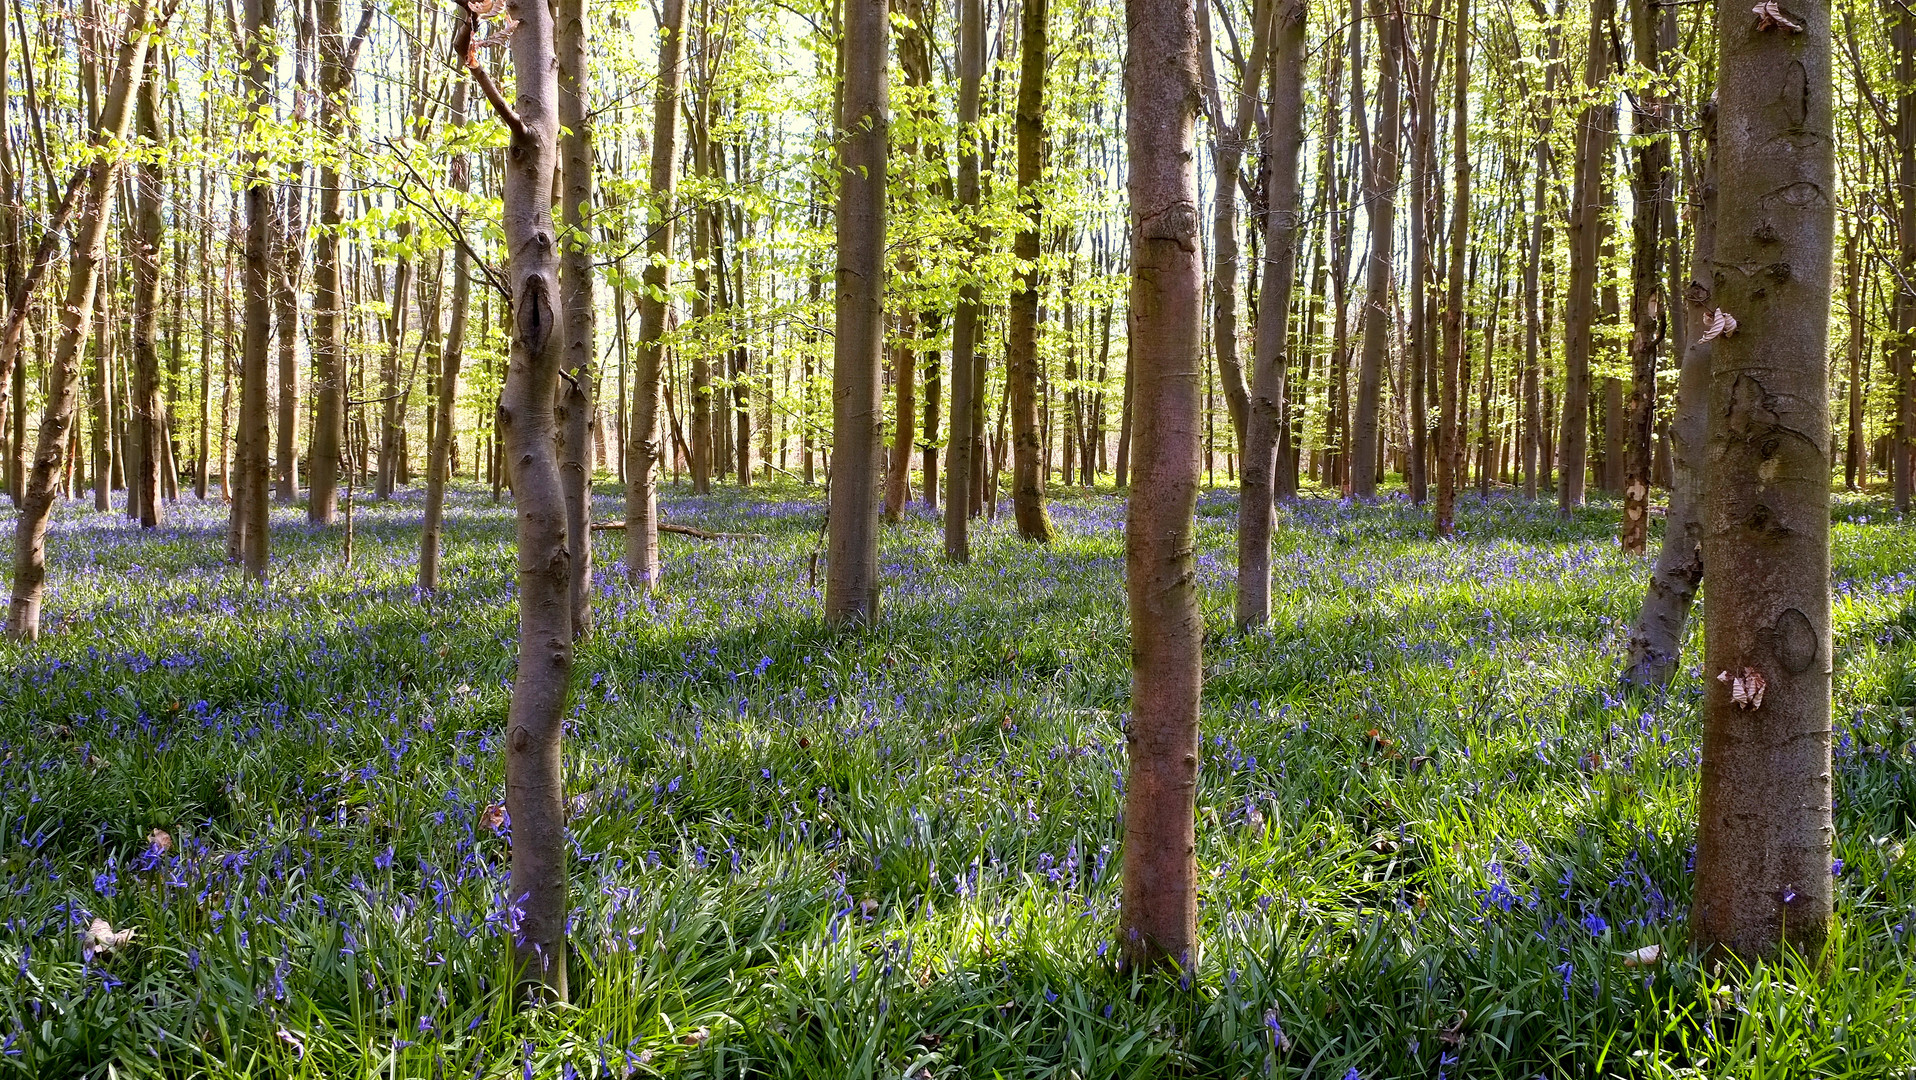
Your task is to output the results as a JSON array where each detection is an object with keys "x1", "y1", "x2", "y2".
[{"x1": 0, "y1": 480, "x2": 1911, "y2": 1078}]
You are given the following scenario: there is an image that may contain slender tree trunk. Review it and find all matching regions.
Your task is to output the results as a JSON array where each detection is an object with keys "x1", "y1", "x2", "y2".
[
  {"x1": 457, "y1": 0, "x2": 572, "y2": 1000},
  {"x1": 1404, "y1": 0, "x2": 1442, "y2": 504},
  {"x1": 1120, "y1": 0, "x2": 1203, "y2": 971},
  {"x1": 826, "y1": 0, "x2": 888, "y2": 623},
  {"x1": 130, "y1": 73, "x2": 163, "y2": 528},
  {"x1": 621, "y1": 0, "x2": 687, "y2": 587},
  {"x1": 557, "y1": 0, "x2": 594, "y2": 636},
  {"x1": 1433, "y1": 0, "x2": 1468, "y2": 535},
  {"x1": 1234, "y1": 0, "x2": 1304, "y2": 630},
  {"x1": 8, "y1": 0, "x2": 159, "y2": 639},
  {"x1": 1006, "y1": 0, "x2": 1053, "y2": 541},
  {"x1": 884, "y1": 310, "x2": 915, "y2": 520},
  {"x1": 1199, "y1": 0, "x2": 1273, "y2": 456},
  {"x1": 420, "y1": 80, "x2": 470, "y2": 592},
  {"x1": 944, "y1": 0, "x2": 983, "y2": 561},
  {"x1": 1692, "y1": 0, "x2": 1835, "y2": 961},
  {"x1": 1844, "y1": 219, "x2": 1863, "y2": 489},
  {"x1": 308, "y1": 0, "x2": 370, "y2": 523},
  {"x1": 274, "y1": 8, "x2": 310, "y2": 504},
  {"x1": 1619, "y1": 0, "x2": 1666, "y2": 552},
  {"x1": 0, "y1": 175, "x2": 85, "y2": 475},
  {"x1": 688, "y1": 99, "x2": 713, "y2": 494},
  {"x1": 1349, "y1": 0, "x2": 1401, "y2": 499},
  {"x1": 1625, "y1": 102, "x2": 1712, "y2": 688},
  {"x1": 1558, "y1": 0, "x2": 1612, "y2": 514},
  {"x1": 374, "y1": 246, "x2": 412, "y2": 500},
  {"x1": 1896, "y1": 12, "x2": 1915, "y2": 512},
  {"x1": 230, "y1": 0, "x2": 273, "y2": 577},
  {"x1": 1522, "y1": 12, "x2": 1557, "y2": 500}
]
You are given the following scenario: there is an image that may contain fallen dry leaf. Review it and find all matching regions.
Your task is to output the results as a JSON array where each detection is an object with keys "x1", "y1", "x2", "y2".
[
  {"x1": 1621, "y1": 943, "x2": 1663, "y2": 967},
  {"x1": 480, "y1": 803, "x2": 507, "y2": 833},
  {"x1": 1751, "y1": 0, "x2": 1803, "y2": 32},
  {"x1": 82, "y1": 918, "x2": 137, "y2": 955},
  {"x1": 147, "y1": 827, "x2": 172, "y2": 854},
  {"x1": 1718, "y1": 667, "x2": 1766, "y2": 710},
  {"x1": 1699, "y1": 308, "x2": 1738, "y2": 342}
]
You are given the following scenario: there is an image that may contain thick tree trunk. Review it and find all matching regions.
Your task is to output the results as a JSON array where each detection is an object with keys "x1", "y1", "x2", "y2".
[
  {"x1": 1433, "y1": 0, "x2": 1468, "y2": 535},
  {"x1": 7, "y1": 0, "x2": 158, "y2": 639},
  {"x1": 458, "y1": 0, "x2": 572, "y2": 1000},
  {"x1": 825, "y1": 0, "x2": 888, "y2": 625},
  {"x1": 130, "y1": 74, "x2": 163, "y2": 528},
  {"x1": 943, "y1": 0, "x2": 983, "y2": 562},
  {"x1": 230, "y1": 0, "x2": 273, "y2": 577},
  {"x1": 621, "y1": 0, "x2": 687, "y2": 587},
  {"x1": 1120, "y1": 0, "x2": 1203, "y2": 971},
  {"x1": 1349, "y1": 0, "x2": 1401, "y2": 500},
  {"x1": 557, "y1": 0, "x2": 595, "y2": 636},
  {"x1": 1233, "y1": 0, "x2": 1303, "y2": 631},
  {"x1": 1558, "y1": 0, "x2": 1612, "y2": 514},
  {"x1": 1625, "y1": 102, "x2": 1712, "y2": 688},
  {"x1": 420, "y1": 80, "x2": 470, "y2": 592},
  {"x1": 1692, "y1": 0, "x2": 1835, "y2": 961},
  {"x1": 1006, "y1": 0, "x2": 1052, "y2": 541}
]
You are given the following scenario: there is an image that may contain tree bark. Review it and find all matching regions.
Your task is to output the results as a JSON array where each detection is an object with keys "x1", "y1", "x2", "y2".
[
  {"x1": 230, "y1": 0, "x2": 273, "y2": 576},
  {"x1": 1558, "y1": 0, "x2": 1612, "y2": 514},
  {"x1": 621, "y1": 0, "x2": 687, "y2": 588},
  {"x1": 308, "y1": 0, "x2": 371, "y2": 524},
  {"x1": 420, "y1": 79, "x2": 470, "y2": 592},
  {"x1": 457, "y1": 0, "x2": 572, "y2": 1000},
  {"x1": 130, "y1": 71, "x2": 163, "y2": 528},
  {"x1": 943, "y1": 0, "x2": 984, "y2": 562},
  {"x1": 273, "y1": 6, "x2": 311, "y2": 505},
  {"x1": 1349, "y1": 0, "x2": 1402, "y2": 500},
  {"x1": 557, "y1": 0, "x2": 594, "y2": 636},
  {"x1": 1619, "y1": 0, "x2": 1667, "y2": 553},
  {"x1": 1692, "y1": 0, "x2": 1835, "y2": 961},
  {"x1": 1120, "y1": 0, "x2": 1203, "y2": 971},
  {"x1": 825, "y1": 0, "x2": 888, "y2": 625},
  {"x1": 1198, "y1": 0, "x2": 1273, "y2": 456},
  {"x1": 1006, "y1": 0, "x2": 1053, "y2": 541},
  {"x1": 1234, "y1": 0, "x2": 1303, "y2": 630},
  {"x1": 1625, "y1": 101, "x2": 1712, "y2": 688},
  {"x1": 7, "y1": 0, "x2": 161, "y2": 638},
  {"x1": 1433, "y1": 0, "x2": 1468, "y2": 535}
]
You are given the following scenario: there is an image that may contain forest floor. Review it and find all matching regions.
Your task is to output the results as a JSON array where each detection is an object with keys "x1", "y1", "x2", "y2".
[{"x1": 0, "y1": 481, "x2": 1913, "y2": 1078}]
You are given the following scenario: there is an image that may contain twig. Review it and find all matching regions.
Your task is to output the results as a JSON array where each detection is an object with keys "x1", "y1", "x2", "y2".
[{"x1": 591, "y1": 521, "x2": 770, "y2": 541}]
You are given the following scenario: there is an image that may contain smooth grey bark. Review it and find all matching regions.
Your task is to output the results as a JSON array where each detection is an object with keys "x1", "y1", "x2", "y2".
[
  {"x1": 1233, "y1": 0, "x2": 1303, "y2": 631},
  {"x1": 420, "y1": 79, "x2": 470, "y2": 593},
  {"x1": 457, "y1": 0, "x2": 572, "y2": 1001},
  {"x1": 1348, "y1": 0, "x2": 1402, "y2": 499},
  {"x1": 621, "y1": 0, "x2": 687, "y2": 588},
  {"x1": 1692, "y1": 0, "x2": 1836, "y2": 961},
  {"x1": 942, "y1": 0, "x2": 983, "y2": 563},
  {"x1": 824, "y1": 0, "x2": 888, "y2": 626},
  {"x1": 1624, "y1": 101, "x2": 1712, "y2": 689},
  {"x1": 557, "y1": 0, "x2": 594, "y2": 636}
]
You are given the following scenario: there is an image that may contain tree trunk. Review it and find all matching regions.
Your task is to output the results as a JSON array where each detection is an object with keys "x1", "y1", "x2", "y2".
[
  {"x1": 1619, "y1": 0, "x2": 1667, "y2": 553},
  {"x1": 273, "y1": 8, "x2": 310, "y2": 505},
  {"x1": 130, "y1": 72, "x2": 163, "y2": 528},
  {"x1": 457, "y1": 0, "x2": 572, "y2": 1000},
  {"x1": 944, "y1": 0, "x2": 983, "y2": 562},
  {"x1": 374, "y1": 246, "x2": 412, "y2": 500},
  {"x1": 420, "y1": 80, "x2": 470, "y2": 593},
  {"x1": 1433, "y1": 0, "x2": 1468, "y2": 535},
  {"x1": 1692, "y1": 0, "x2": 1835, "y2": 961},
  {"x1": 7, "y1": 0, "x2": 159, "y2": 638},
  {"x1": 1625, "y1": 101, "x2": 1712, "y2": 688},
  {"x1": 1120, "y1": 0, "x2": 1203, "y2": 971},
  {"x1": 1233, "y1": 0, "x2": 1303, "y2": 631},
  {"x1": 230, "y1": 0, "x2": 273, "y2": 576},
  {"x1": 1404, "y1": 0, "x2": 1442, "y2": 505},
  {"x1": 884, "y1": 310, "x2": 915, "y2": 520},
  {"x1": 1199, "y1": 0, "x2": 1273, "y2": 457},
  {"x1": 1844, "y1": 219, "x2": 1863, "y2": 490},
  {"x1": 621, "y1": 0, "x2": 687, "y2": 588},
  {"x1": 1348, "y1": 0, "x2": 1401, "y2": 500},
  {"x1": 557, "y1": 0, "x2": 595, "y2": 636},
  {"x1": 826, "y1": 0, "x2": 887, "y2": 624},
  {"x1": 1558, "y1": 0, "x2": 1612, "y2": 514},
  {"x1": 308, "y1": 0, "x2": 370, "y2": 524},
  {"x1": 1007, "y1": 0, "x2": 1053, "y2": 541}
]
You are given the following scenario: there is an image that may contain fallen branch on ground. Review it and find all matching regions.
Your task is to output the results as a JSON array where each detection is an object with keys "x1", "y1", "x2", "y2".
[{"x1": 590, "y1": 521, "x2": 771, "y2": 541}]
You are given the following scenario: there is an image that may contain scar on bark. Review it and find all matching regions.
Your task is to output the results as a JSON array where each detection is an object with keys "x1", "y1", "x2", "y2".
[{"x1": 1139, "y1": 201, "x2": 1199, "y2": 252}]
